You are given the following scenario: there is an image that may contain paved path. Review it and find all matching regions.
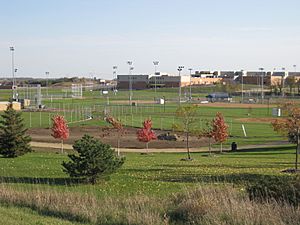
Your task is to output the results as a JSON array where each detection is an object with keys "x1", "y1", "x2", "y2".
[{"x1": 30, "y1": 141, "x2": 288, "y2": 153}]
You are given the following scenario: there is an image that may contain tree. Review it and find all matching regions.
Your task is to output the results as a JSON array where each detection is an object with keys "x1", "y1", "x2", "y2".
[
  {"x1": 199, "y1": 119, "x2": 213, "y2": 155},
  {"x1": 297, "y1": 79, "x2": 300, "y2": 95},
  {"x1": 286, "y1": 76, "x2": 296, "y2": 95},
  {"x1": 51, "y1": 115, "x2": 69, "y2": 153},
  {"x1": 104, "y1": 115, "x2": 125, "y2": 156},
  {"x1": 211, "y1": 112, "x2": 229, "y2": 153},
  {"x1": 62, "y1": 135, "x2": 124, "y2": 184},
  {"x1": 0, "y1": 103, "x2": 31, "y2": 157},
  {"x1": 272, "y1": 102, "x2": 300, "y2": 170},
  {"x1": 173, "y1": 105, "x2": 198, "y2": 160},
  {"x1": 137, "y1": 119, "x2": 157, "y2": 153}
]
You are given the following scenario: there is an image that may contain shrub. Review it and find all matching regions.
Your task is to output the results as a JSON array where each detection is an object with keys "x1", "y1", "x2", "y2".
[
  {"x1": 246, "y1": 176, "x2": 300, "y2": 206},
  {"x1": 62, "y1": 135, "x2": 125, "y2": 184}
]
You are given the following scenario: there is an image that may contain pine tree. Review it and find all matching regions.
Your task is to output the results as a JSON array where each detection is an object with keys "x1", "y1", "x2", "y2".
[
  {"x1": 0, "y1": 104, "x2": 31, "y2": 157},
  {"x1": 62, "y1": 135, "x2": 125, "y2": 184}
]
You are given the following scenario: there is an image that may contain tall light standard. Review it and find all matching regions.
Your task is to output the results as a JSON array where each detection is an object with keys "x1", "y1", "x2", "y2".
[
  {"x1": 293, "y1": 64, "x2": 297, "y2": 72},
  {"x1": 127, "y1": 61, "x2": 133, "y2": 105},
  {"x1": 188, "y1": 68, "x2": 193, "y2": 101},
  {"x1": 259, "y1": 67, "x2": 264, "y2": 102},
  {"x1": 153, "y1": 61, "x2": 159, "y2": 97},
  {"x1": 113, "y1": 66, "x2": 118, "y2": 93},
  {"x1": 10, "y1": 46, "x2": 16, "y2": 100},
  {"x1": 282, "y1": 67, "x2": 286, "y2": 97},
  {"x1": 45, "y1": 71, "x2": 49, "y2": 97},
  {"x1": 241, "y1": 69, "x2": 244, "y2": 103},
  {"x1": 177, "y1": 66, "x2": 184, "y2": 104}
]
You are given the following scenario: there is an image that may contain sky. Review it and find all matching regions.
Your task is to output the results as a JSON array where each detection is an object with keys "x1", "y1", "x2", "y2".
[{"x1": 0, "y1": 0, "x2": 300, "y2": 79}]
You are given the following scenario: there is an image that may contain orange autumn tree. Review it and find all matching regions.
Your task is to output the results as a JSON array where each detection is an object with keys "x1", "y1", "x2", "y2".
[
  {"x1": 105, "y1": 115, "x2": 125, "y2": 156},
  {"x1": 137, "y1": 119, "x2": 157, "y2": 153},
  {"x1": 51, "y1": 115, "x2": 69, "y2": 153},
  {"x1": 211, "y1": 112, "x2": 229, "y2": 153},
  {"x1": 272, "y1": 102, "x2": 300, "y2": 170}
]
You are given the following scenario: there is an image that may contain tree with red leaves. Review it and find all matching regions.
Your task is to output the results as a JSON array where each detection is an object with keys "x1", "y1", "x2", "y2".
[
  {"x1": 211, "y1": 112, "x2": 228, "y2": 153},
  {"x1": 51, "y1": 115, "x2": 69, "y2": 153},
  {"x1": 137, "y1": 119, "x2": 157, "y2": 153}
]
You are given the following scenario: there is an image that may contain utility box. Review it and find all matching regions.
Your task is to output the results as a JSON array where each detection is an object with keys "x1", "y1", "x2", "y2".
[
  {"x1": 158, "y1": 98, "x2": 165, "y2": 105},
  {"x1": 272, "y1": 108, "x2": 281, "y2": 117}
]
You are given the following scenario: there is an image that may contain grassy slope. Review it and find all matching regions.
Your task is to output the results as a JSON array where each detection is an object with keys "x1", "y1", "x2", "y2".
[
  {"x1": 0, "y1": 204, "x2": 82, "y2": 225},
  {"x1": 0, "y1": 145, "x2": 296, "y2": 198}
]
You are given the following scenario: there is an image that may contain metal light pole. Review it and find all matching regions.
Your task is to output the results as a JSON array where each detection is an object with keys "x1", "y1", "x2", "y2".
[
  {"x1": 188, "y1": 68, "x2": 193, "y2": 101},
  {"x1": 127, "y1": 61, "x2": 133, "y2": 105},
  {"x1": 113, "y1": 66, "x2": 118, "y2": 93},
  {"x1": 259, "y1": 68, "x2": 264, "y2": 102},
  {"x1": 177, "y1": 66, "x2": 184, "y2": 104},
  {"x1": 282, "y1": 67, "x2": 286, "y2": 97},
  {"x1": 153, "y1": 61, "x2": 159, "y2": 97},
  {"x1": 293, "y1": 64, "x2": 297, "y2": 72},
  {"x1": 45, "y1": 71, "x2": 49, "y2": 97},
  {"x1": 10, "y1": 46, "x2": 16, "y2": 100},
  {"x1": 241, "y1": 69, "x2": 244, "y2": 103}
]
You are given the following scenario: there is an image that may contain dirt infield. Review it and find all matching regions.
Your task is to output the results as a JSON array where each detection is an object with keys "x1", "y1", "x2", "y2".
[
  {"x1": 111, "y1": 100, "x2": 156, "y2": 104},
  {"x1": 236, "y1": 117, "x2": 284, "y2": 123},
  {"x1": 27, "y1": 126, "x2": 208, "y2": 149},
  {"x1": 196, "y1": 102, "x2": 276, "y2": 108},
  {"x1": 111, "y1": 101, "x2": 276, "y2": 108}
]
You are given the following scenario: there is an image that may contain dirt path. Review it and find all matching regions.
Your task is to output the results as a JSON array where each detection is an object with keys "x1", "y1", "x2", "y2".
[{"x1": 30, "y1": 141, "x2": 288, "y2": 153}]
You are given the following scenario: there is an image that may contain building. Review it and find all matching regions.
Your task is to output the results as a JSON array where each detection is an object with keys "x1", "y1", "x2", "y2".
[
  {"x1": 117, "y1": 75, "x2": 149, "y2": 90},
  {"x1": 190, "y1": 76, "x2": 222, "y2": 85},
  {"x1": 206, "y1": 93, "x2": 232, "y2": 102},
  {"x1": 149, "y1": 74, "x2": 191, "y2": 88},
  {"x1": 0, "y1": 101, "x2": 21, "y2": 111}
]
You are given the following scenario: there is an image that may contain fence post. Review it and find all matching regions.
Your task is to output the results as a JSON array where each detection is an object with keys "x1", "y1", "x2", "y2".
[
  {"x1": 29, "y1": 111, "x2": 32, "y2": 128},
  {"x1": 39, "y1": 111, "x2": 42, "y2": 127}
]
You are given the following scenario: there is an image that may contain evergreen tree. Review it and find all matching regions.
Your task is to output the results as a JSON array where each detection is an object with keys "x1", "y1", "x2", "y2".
[
  {"x1": 62, "y1": 135, "x2": 125, "y2": 184},
  {"x1": 0, "y1": 104, "x2": 31, "y2": 157}
]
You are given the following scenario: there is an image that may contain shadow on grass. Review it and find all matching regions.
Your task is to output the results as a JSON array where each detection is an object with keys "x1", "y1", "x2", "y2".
[
  {"x1": 152, "y1": 173, "x2": 287, "y2": 185},
  {"x1": 233, "y1": 145, "x2": 294, "y2": 154},
  {"x1": 0, "y1": 202, "x2": 90, "y2": 224},
  {"x1": 158, "y1": 163, "x2": 283, "y2": 169},
  {"x1": 0, "y1": 176, "x2": 85, "y2": 186}
]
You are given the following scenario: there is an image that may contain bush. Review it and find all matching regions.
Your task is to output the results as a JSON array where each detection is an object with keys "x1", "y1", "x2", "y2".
[
  {"x1": 62, "y1": 135, "x2": 125, "y2": 184},
  {"x1": 246, "y1": 176, "x2": 300, "y2": 206}
]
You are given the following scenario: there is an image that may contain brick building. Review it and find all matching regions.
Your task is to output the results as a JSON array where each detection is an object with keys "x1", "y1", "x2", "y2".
[{"x1": 117, "y1": 75, "x2": 149, "y2": 90}]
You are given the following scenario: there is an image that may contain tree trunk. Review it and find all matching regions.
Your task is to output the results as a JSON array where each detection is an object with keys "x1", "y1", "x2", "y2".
[
  {"x1": 117, "y1": 132, "x2": 121, "y2": 156},
  {"x1": 61, "y1": 139, "x2": 64, "y2": 154},
  {"x1": 208, "y1": 137, "x2": 212, "y2": 155},
  {"x1": 146, "y1": 142, "x2": 149, "y2": 154},
  {"x1": 296, "y1": 130, "x2": 299, "y2": 170},
  {"x1": 186, "y1": 131, "x2": 191, "y2": 159},
  {"x1": 117, "y1": 139, "x2": 120, "y2": 156},
  {"x1": 220, "y1": 142, "x2": 223, "y2": 153}
]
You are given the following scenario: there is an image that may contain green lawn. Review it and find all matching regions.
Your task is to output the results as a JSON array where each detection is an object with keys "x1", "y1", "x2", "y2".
[
  {"x1": 0, "y1": 145, "x2": 296, "y2": 198},
  {"x1": 0, "y1": 204, "x2": 82, "y2": 225}
]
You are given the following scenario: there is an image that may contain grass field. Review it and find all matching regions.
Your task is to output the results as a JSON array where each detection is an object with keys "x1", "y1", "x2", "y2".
[
  {"x1": 0, "y1": 86, "x2": 299, "y2": 224},
  {"x1": 0, "y1": 145, "x2": 296, "y2": 197},
  {"x1": 0, "y1": 145, "x2": 298, "y2": 224}
]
